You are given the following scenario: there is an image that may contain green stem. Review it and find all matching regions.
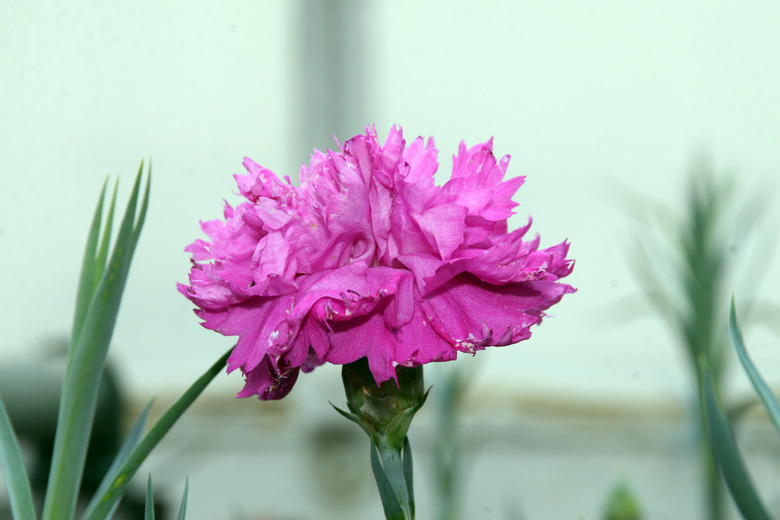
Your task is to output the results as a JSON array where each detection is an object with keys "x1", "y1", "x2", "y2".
[
  {"x1": 377, "y1": 440, "x2": 413, "y2": 519},
  {"x1": 339, "y1": 360, "x2": 425, "y2": 520},
  {"x1": 696, "y1": 364, "x2": 725, "y2": 520},
  {"x1": 702, "y1": 437, "x2": 725, "y2": 520}
]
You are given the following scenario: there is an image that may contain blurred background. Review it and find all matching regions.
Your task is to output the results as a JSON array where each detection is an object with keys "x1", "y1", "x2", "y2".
[{"x1": 2, "y1": 1, "x2": 780, "y2": 518}]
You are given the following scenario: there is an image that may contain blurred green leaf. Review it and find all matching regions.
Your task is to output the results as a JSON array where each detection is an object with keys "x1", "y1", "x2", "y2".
[
  {"x1": 83, "y1": 400, "x2": 154, "y2": 518},
  {"x1": 624, "y1": 164, "x2": 762, "y2": 520},
  {"x1": 43, "y1": 164, "x2": 150, "y2": 520},
  {"x1": 176, "y1": 478, "x2": 189, "y2": 520},
  {"x1": 730, "y1": 299, "x2": 780, "y2": 438},
  {"x1": 82, "y1": 348, "x2": 231, "y2": 520},
  {"x1": 700, "y1": 360, "x2": 771, "y2": 520},
  {"x1": 145, "y1": 474, "x2": 155, "y2": 520},
  {"x1": 0, "y1": 396, "x2": 37, "y2": 520},
  {"x1": 601, "y1": 482, "x2": 642, "y2": 520}
]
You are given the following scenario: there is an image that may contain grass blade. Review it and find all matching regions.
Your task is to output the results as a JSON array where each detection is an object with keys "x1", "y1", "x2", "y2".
[
  {"x1": 82, "y1": 400, "x2": 154, "y2": 519},
  {"x1": 72, "y1": 179, "x2": 108, "y2": 347},
  {"x1": 130, "y1": 161, "x2": 150, "y2": 257},
  {"x1": 730, "y1": 298, "x2": 780, "y2": 437},
  {"x1": 42, "y1": 166, "x2": 150, "y2": 520},
  {"x1": 145, "y1": 474, "x2": 155, "y2": 520},
  {"x1": 92, "y1": 182, "x2": 118, "y2": 295},
  {"x1": 700, "y1": 362, "x2": 772, "y2": 520},
  {"x1": 82, "y1": 348, "x2": 230, "y2": 520},
  {"x1": 0, "y1": 396, "x2": 37, "y2": 520},
  {"x1": 176, "y1": 478, "x2": 189, "y2": 520}
]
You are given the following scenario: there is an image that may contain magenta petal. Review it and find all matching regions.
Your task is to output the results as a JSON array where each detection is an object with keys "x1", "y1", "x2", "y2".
[
  {"x1": 237, "y1": 357, "x2": 299, "y2": 400},
  {"x1": 326, "y1": 309, "x2": 399, "y2": 384},
  {"x1": 424, "y1": 274, "x2": 573, "y2": 352},
  {"x1": 384, "y1": 273, "x2": 415, "y2": 329},
  {"x1": 417, "y1": 203, "x2": 467, "y2": 261},
  {"x1": 210, "y1": 295, "x2": 295, "y2": 373}
]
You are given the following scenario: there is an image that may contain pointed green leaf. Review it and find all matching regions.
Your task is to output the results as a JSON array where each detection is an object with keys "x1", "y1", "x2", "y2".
[
  {"x1": 130, "y1": 161, "x2": 151, "y2": 257},
  {"x1": 700, "y1": 361, "x2": 771, "y2": 520},
  {"x1": 330, "y1": 402, "x2": 376, "y2": 440},
  {"x1": 370, "y1": 444, "x2": 406, "y2": 520},
  {"x1": 43, "y1": 165, "x2": 150, "y2": 520},
  {"x1": 0, "y1": 396, "x2": 37, "y2": 520},
  {"x1": 145, "y1": 474, "x2": 155, "y2": 520},
  {"x1": 730, "y1": 298, "x2": 780, "y2": 437},
  {"x1": 82, "y1": 400, "x2": 155, "y2": 518},
  {"x1": 92, "y1": 181, "x2": 118, "y2": 294},
  {"x1": 72, "y1": 178, "x2": 108, "y2": 347},
  {"x1": 176, "y1": 478, "x2": 189, "y2": 520},
  {"x1": 82, "y1": 348, "x2": 230, "y2": 520}
]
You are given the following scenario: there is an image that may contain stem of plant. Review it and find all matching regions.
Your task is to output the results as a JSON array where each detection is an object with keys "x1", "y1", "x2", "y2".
[{"x1": 377, "y1": 440, "x2": 413, "y2": 518}]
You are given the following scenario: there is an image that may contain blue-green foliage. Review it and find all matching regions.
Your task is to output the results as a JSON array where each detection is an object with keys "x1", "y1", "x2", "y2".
[{"x1": 0, "y1": 166, "x2": 221, "y2": 520}]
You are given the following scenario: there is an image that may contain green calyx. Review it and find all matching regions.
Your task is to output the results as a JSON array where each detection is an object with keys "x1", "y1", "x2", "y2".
[{"x1": 336, "y1": 358, "x2": 429, "y2": 450}]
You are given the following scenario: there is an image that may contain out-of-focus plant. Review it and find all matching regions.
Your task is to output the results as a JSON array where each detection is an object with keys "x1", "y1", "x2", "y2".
[
  {"x1": 431, "y1": 364, "x2": 468, "y2": 520},
  {"x1": 601, "y1": 482, "x2": 643, "y2": 520},
  {"x1": 0, "y1": 165, "x2": 227, "y2": 520},
  {"x1": 699, "y1": 299, "x2": 779, "y2": 520},
  {"x1": 624, "y1": 159, "x2": 775, "y2": 520}
]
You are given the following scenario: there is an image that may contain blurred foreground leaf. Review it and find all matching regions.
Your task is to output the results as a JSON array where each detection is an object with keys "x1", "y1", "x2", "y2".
[
  {"x1": 601, "y1": 482, "x2": 642, "y2": 520},
  {"x1": 176, "y1": 478, "x2": 189, "y2": 520},
  {"x1": 700, "y1": 359, "x2": 771, "y2": 520},
  {"x1": 0, "y1": 396, "x2": 37, "y2": 520},
  {"x1": 730, "y1": 299, "x2": 780, "y2": 437},
  {"x1": 144, "y1": 474, "x2": 155, "y2": 520},
  {"x1": 82, "y1": 348, "x2": 230, "y2": 520}
]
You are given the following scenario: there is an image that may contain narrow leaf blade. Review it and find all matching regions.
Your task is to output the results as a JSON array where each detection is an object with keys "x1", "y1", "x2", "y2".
[
  {"x1": 130, "y1": 161, "x2": 150, "y2": 257},
  {"x1": 43, "y1": 167, "x2": 149, "y2": 520},
  {"x1": 72, "y1": 179, "x2": 108, "y2": 346},
  {"x1": 93, "y1": 182, "x2": 118, "y2": 293},
  {"x1": 730, "y1": 299, "x2": 780, "y2": 436},
  {"x1": 176, "y1": 478, "x2": 189, "y2": 520},
  {"x1": 0, "y1": 396, "x2": 37, "y2": 520},
  {"x1": 82, "y1": 400, "x2": 155, "y2": 518},
  {"x1": 700, "y1": 363, "x2": 772, "y2": 520},
  {"x1": 145, "y1": 474, "x2": 155, "y2": 520},
  {"x1": 82, "y1": 349, "x2": 230, "y2": 520}
]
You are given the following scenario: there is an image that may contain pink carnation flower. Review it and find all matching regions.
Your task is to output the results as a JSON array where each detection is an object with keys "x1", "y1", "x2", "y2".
[{"x1": 179, "y1": 126, "x2": 574, "y2": 400}]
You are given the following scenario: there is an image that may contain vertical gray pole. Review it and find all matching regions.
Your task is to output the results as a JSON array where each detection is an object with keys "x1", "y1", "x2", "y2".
[{"x1": 295, "y1": 0, "x2": 370, "y2": 162}]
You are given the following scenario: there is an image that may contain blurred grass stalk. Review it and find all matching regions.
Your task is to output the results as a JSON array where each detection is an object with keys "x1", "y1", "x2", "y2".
[
  {"x1": 626, "y1": 157, "x2": 774, "y2": 520},
  {"x1": 697, "y1": 300, "x2": 779, "y2": 520},
  {"x1": 432, "y1": 365, "x2": 467, "y2": 520}
]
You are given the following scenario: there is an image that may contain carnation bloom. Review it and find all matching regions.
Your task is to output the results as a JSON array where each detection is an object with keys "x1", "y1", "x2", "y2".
[{"x1": 179, "y1": 126, "x2": 574, "y2": 400}]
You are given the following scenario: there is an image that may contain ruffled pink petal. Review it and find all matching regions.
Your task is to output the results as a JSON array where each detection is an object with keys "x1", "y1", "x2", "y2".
[
  {"x1": 417, "y1": 203, "x2": 467, "y2": 261},
  {"x1": 237, "y1": 357, "x2": 299, "y2": 400},
  {"x1": 424, "y1": 274, "x2": 575, "y2": 353}
]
